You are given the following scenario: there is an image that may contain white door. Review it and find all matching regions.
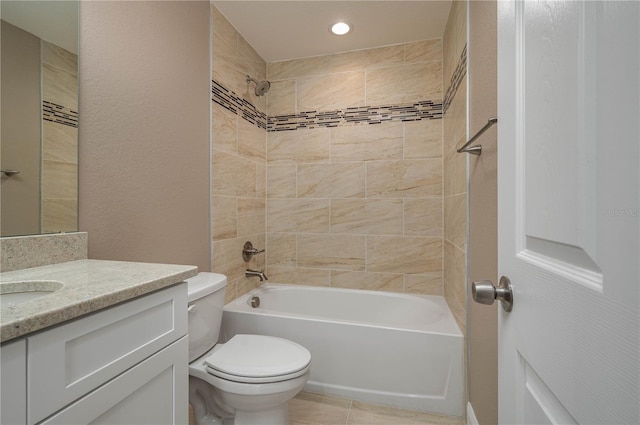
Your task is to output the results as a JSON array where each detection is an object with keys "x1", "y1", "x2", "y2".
[{"x1": 497, "y1": 1, "x2": 639, "y2": 424}]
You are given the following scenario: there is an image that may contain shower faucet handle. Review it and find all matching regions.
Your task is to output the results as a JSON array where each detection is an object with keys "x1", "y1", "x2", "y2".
[{"x1": 242, "y1": 241, "x2": 265, "y2": 262}]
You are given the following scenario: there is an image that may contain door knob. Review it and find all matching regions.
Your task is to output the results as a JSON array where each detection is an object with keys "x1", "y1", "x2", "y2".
[{"x1": 471, "y1": 276, "x2": 513, "y2": 312}]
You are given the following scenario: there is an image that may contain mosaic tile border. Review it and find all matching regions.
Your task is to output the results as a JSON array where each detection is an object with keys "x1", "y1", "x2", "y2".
[
  {"x1": 267, "y1": 101, "x2": 442, "y2": 131},
  {"x1": 212, "y1": 79, "x2": 442, "y2": 132},
  {"x1": 212, "y1": 80, "x2": 267, "y2": 129},
  {"x1": 43, "y1": 100, "x2": 78, "y2": 128},
  {"x1": 443, "y1": 44, "x2": 467, "y2": 113}
]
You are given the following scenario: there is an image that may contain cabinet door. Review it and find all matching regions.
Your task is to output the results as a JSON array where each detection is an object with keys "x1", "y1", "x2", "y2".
[
  {"x1": 28, "y1": 283, "x2": 187, "y2": 424},
  {"x1": 39, "y1": 336, "x2": 188, "y2": 425},
  {"x1": 1, "y1": 339, "x2": 26, "y2": 425}
]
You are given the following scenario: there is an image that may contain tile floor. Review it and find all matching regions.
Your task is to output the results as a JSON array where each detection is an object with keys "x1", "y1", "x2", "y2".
[{"x1": 290, "y1": 392, "x2": 464, "y2": 425}]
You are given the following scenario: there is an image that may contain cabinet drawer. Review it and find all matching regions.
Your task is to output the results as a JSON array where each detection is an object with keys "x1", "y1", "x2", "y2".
[
  {"x1": 27, "y1": 283, "x2": 187, "y2": 425},
  {"x1": 38, "y1": 336, "x2": 188, "y2": 425}
]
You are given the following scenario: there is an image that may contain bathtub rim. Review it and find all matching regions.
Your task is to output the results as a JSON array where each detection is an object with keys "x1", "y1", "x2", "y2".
[{"x1": 224, "y1": 283, "x2": 463, "y2": 338}]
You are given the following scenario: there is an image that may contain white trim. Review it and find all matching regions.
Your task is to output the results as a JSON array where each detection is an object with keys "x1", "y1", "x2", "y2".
[{"x1": 467, "y1": 402, "x2": 480, "y2": 425}]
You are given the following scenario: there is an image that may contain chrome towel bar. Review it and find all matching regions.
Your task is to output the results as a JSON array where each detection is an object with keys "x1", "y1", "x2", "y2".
[{"x1": 457, "y1": 117, "x2": 497, "y2": 156}]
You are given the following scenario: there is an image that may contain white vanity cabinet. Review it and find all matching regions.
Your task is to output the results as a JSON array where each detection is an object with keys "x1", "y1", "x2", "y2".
[
  {"x1": 7, "y1": 283, "x2": 188, "y2": 425},
  {"x1": 0, "y1": 338, "x2": 27, "y2": 424}
]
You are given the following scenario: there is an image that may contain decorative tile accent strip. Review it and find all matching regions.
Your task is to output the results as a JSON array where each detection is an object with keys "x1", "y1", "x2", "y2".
[
  {"x1": 268, "y1": 101, "x2": 442, "y2": 131},
  {"x1": 43, "y1": 100, "x2": 78, "y2": 128},
  {"x1": 212, "y1": 80, "x2": 267, "y2": 129},
  {"x1": 443, "y1": 43, "x2": 467, "y2": 113},
  {"x1": 211, "y1": 79, "x2": 442, "y2": 132}
]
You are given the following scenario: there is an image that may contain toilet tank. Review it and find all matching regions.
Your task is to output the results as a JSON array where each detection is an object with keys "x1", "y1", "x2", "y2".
[{"x1": 186, "y1": 272, "x2": 227, "y2": 362}]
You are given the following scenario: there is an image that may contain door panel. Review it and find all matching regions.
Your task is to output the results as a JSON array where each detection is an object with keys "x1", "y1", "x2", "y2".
[{"x1": 498, "y1": 1, "x2": 639, "y2": 424}]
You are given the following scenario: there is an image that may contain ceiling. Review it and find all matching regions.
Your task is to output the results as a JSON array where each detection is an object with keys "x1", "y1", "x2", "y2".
[
  {"x1": 1, "y1": 1, "x2": 78, "y2": 54},
  {"x1": 213, "y1": 1, "x2": 452, "y2": 63}
]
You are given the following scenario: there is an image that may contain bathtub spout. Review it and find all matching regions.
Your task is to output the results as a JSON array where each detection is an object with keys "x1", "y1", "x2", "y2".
[{"x1": 246, "y1": 269, "x2": 268, "y2": 281}]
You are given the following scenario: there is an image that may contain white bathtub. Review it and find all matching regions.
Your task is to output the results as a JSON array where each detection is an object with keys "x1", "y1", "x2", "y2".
[{"x1": 220, "y1": 284, "x2": 464, "y2": 416}]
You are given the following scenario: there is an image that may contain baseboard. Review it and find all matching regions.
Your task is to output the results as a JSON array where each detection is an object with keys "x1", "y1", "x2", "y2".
[{"x1": 467, "y1": 402, "x2": 480, "y2": 425}]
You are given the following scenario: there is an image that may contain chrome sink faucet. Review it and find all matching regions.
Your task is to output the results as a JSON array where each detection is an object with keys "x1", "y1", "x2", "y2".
[{"x1": 246, "y1": 269, "x2": 268, "y2": 282}]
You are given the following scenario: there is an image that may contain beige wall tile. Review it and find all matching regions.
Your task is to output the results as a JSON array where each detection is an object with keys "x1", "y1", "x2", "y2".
[
  {"x1": 43, "y1": 121, "x2": 77, "y2": 164},
  {"x1": 238, "y1": 34, "x2": 266, "y2": 82},
  {"x1": 367, "y1": 236, "x2": 442, "y2": 274},
  {"x1": 331, "y1": 122, "x2": 403, "y2": 162},
  {"x1": 366, "y1": 62, "x2": 442, "y2": 106},
  {"x1": 444, "y1": 280, "x2": 466, "y2": 335},
  {"x1": 212, "y1": 5, "x2": 236, "y2": 51},
  {"x1": 42, "y1": 63, "x2": 77, "y2": 109},
  {"x1": 404, "y1": 197, "x2": 443, "y2": 237},
  {"x1": 404, "y1": 119, "x2": 442, "y2": 159},
  {"x1": 297, "y1": 163, "x2": 365, "y2": 198},
  {"x1": 256, "y1": 162, "x2": 266, "y2": 199},
  {"x1": 297, "y1": 71, "x2": 365, "y2": 112},
  {"x1": 237, "y1": 198, "x2": 265, "y2": 238},
  {"x1": 212, "y1": 30, "x2": 240, "y2": 90},
  {"x1": 297, "y1": 233, "x2": 366, "y2": 271},
  {"x1": 404, "y1": 273, "x2": 443, "y2": 295},
  {"x1": 444, "y1": 193, "x2": 466, "y2": 249},
  {"x1": 237, "y1": 275, "x2": 261, "y2": 297},
  {"x1": 212, "y1": 195, "x2": 237, "y2": 240},
  {"x1": 267, "y1": 199, "x2": 330, "y2": 233},
  {"x1": 42, "y1": 160, "x2": 77, "y2": 198},
  {"x1": 405, "y1": 38, "x2": 443, "y2": 64},
  {"x1": 331, "y1": 199, "x2": 403, "y2": 235},
  {"x1": 212, "y1": 149, "x2": 257, "y2": 197},
  {"x1": 331, "y1": 270, "x2": 403, "y2": 292},
  {"x1": 212, "y1": 104, "x2": 238, "y2": 153},
  {"x1": 267, "y1": 80, "x2": 296, "y2": 116},
  {"x1": 330, "y1": 44, "x2": 404, "y2": 73},
  {"x1": 266, "y1": 232, "x2": 296, "y2": 267},
  {"x1": 212, "y1": 237, "x2": 249, "y2": 283},
  {"x1": 267, "y1": 164, "x2": 297, "y2": 198},
  {"x1": 42, "y1": 199, "x2": 77, "y2": 233},
  {"x1": 268, "y1": 56, "x2": 331, "y2": 80},
  {"x1": 42, "y1": 40, "x2": 77, "y2": 75},
  {"x1": 265, "y1": 266, "x2": 331, "y2": 286},
  {"x1": 267, "y1": 128, "x2": 330, "y2": 163},
  {"x1": 366, "y1": 159, "x2": 442, "y2": 198},
  {"x1": 238, "y1": 117, "x2": 266, "y2": 161},
  {"x1": 263, "y1": 38, "x2": 449, "y2": 297}
]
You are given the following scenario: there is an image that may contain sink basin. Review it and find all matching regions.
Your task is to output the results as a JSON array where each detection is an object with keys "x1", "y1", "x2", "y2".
[{"x1": 1, "y1": 280, "x2": 63, "y2": 309}]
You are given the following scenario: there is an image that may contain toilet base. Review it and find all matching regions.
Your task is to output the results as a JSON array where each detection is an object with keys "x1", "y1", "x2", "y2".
[{"x1": 234, "y1": 404, "x2": 289, "y2": 425}]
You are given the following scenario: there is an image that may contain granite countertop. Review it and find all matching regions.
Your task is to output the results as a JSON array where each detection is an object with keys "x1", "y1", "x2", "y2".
[{"x1": 0, "y1": 259, "x2": 198, "y2": 342}]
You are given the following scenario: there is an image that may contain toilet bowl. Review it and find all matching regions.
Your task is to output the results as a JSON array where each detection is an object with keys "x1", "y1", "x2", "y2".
[{"x1": 186, "y1": 273, "x2": 311, "y2": 425}]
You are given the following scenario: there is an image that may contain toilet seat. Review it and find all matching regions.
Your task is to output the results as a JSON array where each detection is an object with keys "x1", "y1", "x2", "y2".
[{"x1": 204, "y1": 334, "x2": 311, "y2": 384}]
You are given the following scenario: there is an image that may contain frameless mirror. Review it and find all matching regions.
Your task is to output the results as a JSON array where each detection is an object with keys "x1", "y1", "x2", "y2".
[{"x1": 1, "y1": 1, "x2": 79, "y2": 237}]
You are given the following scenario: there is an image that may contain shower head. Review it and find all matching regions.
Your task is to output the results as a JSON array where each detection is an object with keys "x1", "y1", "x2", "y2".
[{"x1": 246, "y1": 75, "x2": 270, "y2": 96}]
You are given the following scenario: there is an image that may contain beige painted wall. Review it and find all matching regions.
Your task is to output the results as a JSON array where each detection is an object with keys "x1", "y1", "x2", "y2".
[
  {"x1": 467, "y1": 1, "x2": 499, "y2": 424},
  {"x1": 443, "y1": 0, "x2": 468, "y2": 333},
  {"x1": 1, "y1": 21, "x2": 41, "y2": 236},
  {"x1": 210, "y1": 6, "x2": 267, "y2": 303},
  {"x1": 264, "y1": 40, "x2": 444, "y2": 294},
  {"x1": 78, "y1": 1, "x2": 211, "y2": 271}
]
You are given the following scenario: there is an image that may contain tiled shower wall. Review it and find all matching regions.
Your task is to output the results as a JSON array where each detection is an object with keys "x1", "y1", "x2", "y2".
[
  {"x1": 211, "y1": 7, "x2": 267, "y2": 303},
  {"x1": 264, "y1": 41, "x2": 445, "y2": 294},
  {"x1": 41, "y1": 41, "x2": 78, "y2": 233},
  {"x1": 443, "y1": 0, "x2": 468, "y2": 332}
]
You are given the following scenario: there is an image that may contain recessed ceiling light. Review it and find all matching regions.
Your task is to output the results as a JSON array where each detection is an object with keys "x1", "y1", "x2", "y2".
[{"x1": 330, "y1": 21, "x2": 351, "y2": 36}]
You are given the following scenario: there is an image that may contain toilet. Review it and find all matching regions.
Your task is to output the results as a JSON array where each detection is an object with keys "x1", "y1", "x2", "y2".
[{"x1": 186, "y1": 272, "x2": 311, "y2": 425}]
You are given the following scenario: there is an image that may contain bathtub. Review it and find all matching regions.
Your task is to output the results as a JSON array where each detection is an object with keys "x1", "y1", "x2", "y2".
[{"x1": 220, "y1": 284, "x2": 464, "y2": 417}]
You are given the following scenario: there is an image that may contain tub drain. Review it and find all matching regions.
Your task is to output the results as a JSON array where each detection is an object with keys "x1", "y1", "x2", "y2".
[{"x1": 250, "y1": 296, "x2": 260, "y2": 308}]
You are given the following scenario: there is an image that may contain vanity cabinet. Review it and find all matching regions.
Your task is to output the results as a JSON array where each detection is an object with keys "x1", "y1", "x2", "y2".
[
  {"x1": 3, "y1": 283, "x2": 188, "y2": 425},
  {"x1": 0, "y1": 338, "x2": 27, "y2": 424}
]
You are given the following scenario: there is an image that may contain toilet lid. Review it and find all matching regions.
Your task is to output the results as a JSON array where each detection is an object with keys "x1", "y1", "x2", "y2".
[{"x1": 204, "y1": 334, "x2": 311, "y2": 379}]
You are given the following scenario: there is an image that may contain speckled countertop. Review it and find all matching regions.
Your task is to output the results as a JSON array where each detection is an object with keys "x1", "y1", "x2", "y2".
[{"x1": 0, "y1": 259, "x2": 198, "y2": 342}]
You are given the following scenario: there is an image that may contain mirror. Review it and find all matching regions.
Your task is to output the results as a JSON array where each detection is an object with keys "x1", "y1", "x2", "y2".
[{"x1": 1, "y1": 1, "x2": 78, "y2": 237}]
